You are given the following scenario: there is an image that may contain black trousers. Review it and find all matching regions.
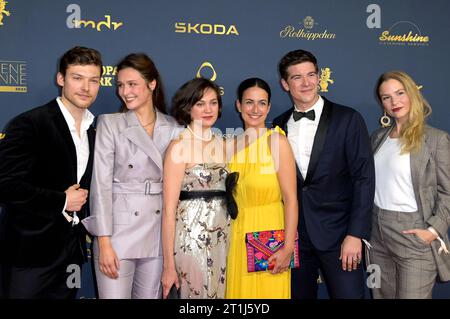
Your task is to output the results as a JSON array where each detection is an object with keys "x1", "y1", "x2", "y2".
[
  {"x1": 2, "y1": 235, "x2": 83, "y2": 299},
  {"x1": 291, "y1": 223, "x2": 366, "y2": 299}
]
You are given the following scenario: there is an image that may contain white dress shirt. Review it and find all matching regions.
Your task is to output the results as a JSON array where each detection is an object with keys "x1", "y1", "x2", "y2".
[
  {"x1": 287, "y1": 96, "x2": 324, "y2": 179},
  {"x1": 56, "y1": 97, "x2": 94, "y2": 222}
]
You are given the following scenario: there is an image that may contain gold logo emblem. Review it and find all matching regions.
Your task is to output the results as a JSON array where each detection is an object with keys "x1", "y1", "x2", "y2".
[
  {"x1": 175, "y1": 22, "x2": 239, "y2": 36},
  {"x1": 280, "y1": 16, "x2": 336, "y2": 40},
  {"x1": 303, "y1": 16, "x2": 314, "y2": 29},
  {"x1": 196, "y1": 62, "x2": 217, "y2": 81},
  {"x1": 0, "y1": 133, "x2": 5, "y2": 140},
  {"x1": 0, "y1": 61, "x2": 27, "y2": 93},
  {"x1": 100, "y1": 65, "x2": 117, "y2": 87},
  {"x1": 319, "y1": 67, "x2": 334, "y2": 92},
  {"x1": 74, "y1": 15, "x2": 123, "y2": 32},
  {"x1": 379, "y1": 21, "x2": 429, "y2": 46},
  {"x1": 196, "y1": 62, "x2": 224, "y2": 95},
  {"x1": 0, "y1": 0, "x2": 11, "y2": 26}
]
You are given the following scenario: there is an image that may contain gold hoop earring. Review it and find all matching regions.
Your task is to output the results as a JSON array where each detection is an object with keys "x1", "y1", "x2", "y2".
[{"x1": 380, "y1": 111, "x2": 391, "y2": 128}]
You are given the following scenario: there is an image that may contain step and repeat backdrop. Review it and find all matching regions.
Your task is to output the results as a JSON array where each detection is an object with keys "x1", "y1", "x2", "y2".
[{"x1": 1, "y1": 0, "x2": 449, "y2": 298}]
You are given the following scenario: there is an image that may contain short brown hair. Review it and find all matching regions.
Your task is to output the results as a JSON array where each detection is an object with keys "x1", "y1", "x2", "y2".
[
  {"x1": 171, "y1": 78, "x2": 222, "y2": 126},
  {"x1": 58, "y1": 46, "x2": 102, "y2": 76},
  {"x1": 278, "y1": 49, "x2": 318, "y2": 80}
]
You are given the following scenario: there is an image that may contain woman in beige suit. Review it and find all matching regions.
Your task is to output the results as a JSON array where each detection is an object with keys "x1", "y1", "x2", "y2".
[
  {"x1": 82, "y1": 53, "x2": 182, "y2": 298},
  {"x1": 370, "y1": 70, "x2": 450, "y2": 299}
]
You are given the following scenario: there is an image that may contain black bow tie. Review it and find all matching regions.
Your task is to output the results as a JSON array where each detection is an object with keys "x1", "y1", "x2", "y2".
[{"x1": 293, "y1": 109, "x2": 315, "y2": 121}]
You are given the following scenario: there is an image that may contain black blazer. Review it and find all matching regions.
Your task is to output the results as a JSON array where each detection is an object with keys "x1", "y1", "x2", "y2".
[
  {"x1": 272, "y1": 97, "x2": 375, "y2": 250},
  {"x1": 0, "y1": 99, "x2": 95, "y2": 267}
]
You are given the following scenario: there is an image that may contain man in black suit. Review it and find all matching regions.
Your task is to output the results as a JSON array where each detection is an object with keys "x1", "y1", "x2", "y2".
[
  {"x1": 272, "y1": 49, "x2": 375, "y2": 299},
  {"x1": 0, "y1": 46, "x2": 102, "y2": 298}
]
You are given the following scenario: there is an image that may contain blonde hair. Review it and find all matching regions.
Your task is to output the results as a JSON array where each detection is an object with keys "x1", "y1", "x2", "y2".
[{"x1": 376, "y1": 70, "x2": 432, "y2": 154}]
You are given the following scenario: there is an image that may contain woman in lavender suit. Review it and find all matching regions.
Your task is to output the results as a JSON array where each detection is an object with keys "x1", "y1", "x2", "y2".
[{"x1": 82, "y1": 53, "x2": 182, "y2": 298}]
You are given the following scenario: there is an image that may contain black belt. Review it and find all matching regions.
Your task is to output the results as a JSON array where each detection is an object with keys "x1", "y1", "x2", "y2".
[
  {"x1": 179, "y1": 190, "x2": 226, "y2": 201},
  {"x1": 178, "y1": 172, "x2": 239, "y2": 220}
]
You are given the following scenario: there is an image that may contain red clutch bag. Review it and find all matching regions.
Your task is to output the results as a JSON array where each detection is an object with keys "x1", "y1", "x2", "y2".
[{"x1": 245, "y1": 229, "x2": 300, "y2": 272}]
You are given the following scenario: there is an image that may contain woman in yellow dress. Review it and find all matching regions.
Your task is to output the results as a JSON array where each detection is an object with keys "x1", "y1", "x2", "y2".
[{"x1": 226, "y1": 78, "x2": 298, "y2": 298}]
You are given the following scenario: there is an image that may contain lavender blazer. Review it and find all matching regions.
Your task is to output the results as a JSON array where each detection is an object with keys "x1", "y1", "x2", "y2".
[{"x1": 82, "y1": 110, "x2": 183, "y2": 259}]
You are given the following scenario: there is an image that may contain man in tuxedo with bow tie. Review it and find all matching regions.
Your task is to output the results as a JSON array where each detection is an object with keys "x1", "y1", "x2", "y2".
[
  {"x1": 272, "y1": 49, "x2": 375, "y2": 299},
  {"x1": 0, "y1": 46, "x2": 102, "y2": 298}
]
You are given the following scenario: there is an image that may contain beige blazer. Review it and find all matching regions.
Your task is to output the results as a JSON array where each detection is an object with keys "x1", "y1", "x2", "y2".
[
  {"x1": 371, "y1": 124, "x2": 450, "y2": 281},
  {"x1": 82, "y1": 110, "x2": 183, "y2": 259}
]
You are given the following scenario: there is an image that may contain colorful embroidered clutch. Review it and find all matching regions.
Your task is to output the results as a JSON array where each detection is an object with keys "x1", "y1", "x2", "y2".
[{"x1": 245, "y1": 229, "x2": 300, "y2": 272}]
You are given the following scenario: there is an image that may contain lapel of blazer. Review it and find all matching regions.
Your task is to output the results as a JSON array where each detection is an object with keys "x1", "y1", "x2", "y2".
[
  {"x1": 410, "y1": 130, "x2": 430, "y2": 207},
  {"x1": 372, "y1": 125, "x2": 394, "y2": 154},
  {"x1": 87, "y1": 125, "x2": 96, "y2": 157},
  {"x1": 372, "y1": 124, "x2": 430, "y2": 209},
  {"x1": 76, "y1": 125, "x2": 95, "y2": 218},
  {"x1": 123, "y1": 110, "x2": 163, "y2": 170},
  {"x1": 273, "y1": 107, "x2": 304, "y2": 183},
  {"x1": 152, "y1": 112, "x2": 175, "y2": 155},
  {"x1": 48, "y1": 100, "x2": 77, "y2": 182},
  {"x1": 275, "y1": 107, "x2": 294, "y2": 135},
  {"x1": 303, "y1": 98, "x2": 333, "y2": 186},
  {"x1": 80, "y1": 125, "x2": 96, "y2": 185}
]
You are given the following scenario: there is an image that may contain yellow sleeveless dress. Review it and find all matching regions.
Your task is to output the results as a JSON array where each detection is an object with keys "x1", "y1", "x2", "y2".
[{"x1": 225, "y1": 127, "x2": 290, "y2": 299}]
